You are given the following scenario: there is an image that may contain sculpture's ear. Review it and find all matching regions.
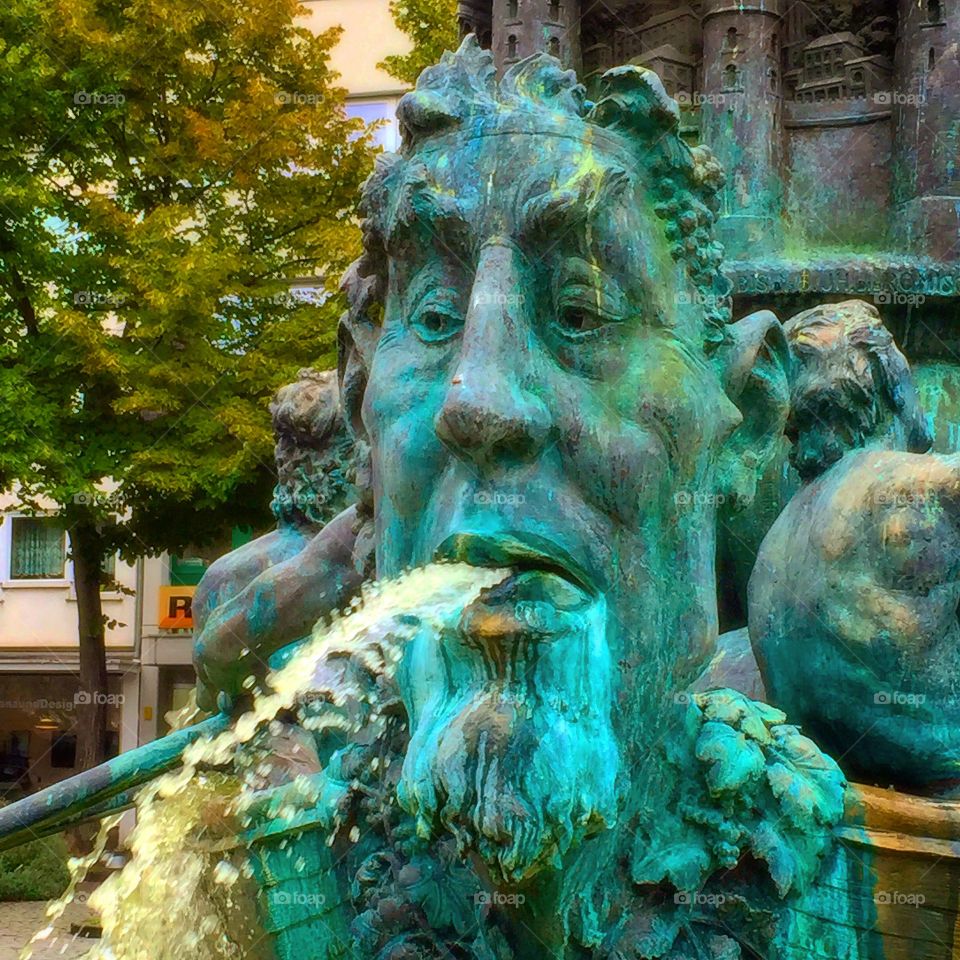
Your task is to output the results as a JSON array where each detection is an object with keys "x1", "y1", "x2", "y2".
[
  {"x1": 337, "y1": 300, "x2": 380, "y2": 544},
  {"x1": 863, "y1": 335, "x2": 933, "y2": 454},
  {"x1": 712, "y1": 311, "x2": 792, "y2": 508},
  {"x1": 337, "y1": 261, "x2": 382, "y2": 441}
]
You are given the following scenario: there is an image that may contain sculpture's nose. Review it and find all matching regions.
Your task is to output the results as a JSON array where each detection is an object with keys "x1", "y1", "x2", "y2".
[
  {"x1": 436, "y1": 384, "x2": 551, "y2": 466},
  {"x1": 435, "y1": 242, "x2": 551, "y2": 468}
]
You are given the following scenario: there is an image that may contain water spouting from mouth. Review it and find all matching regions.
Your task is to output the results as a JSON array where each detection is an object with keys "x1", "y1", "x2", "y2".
[{"x1": 22, "y1": 562, "x2": 509, "y2": 960}]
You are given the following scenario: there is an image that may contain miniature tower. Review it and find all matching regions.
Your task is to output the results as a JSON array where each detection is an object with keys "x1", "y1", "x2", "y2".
[
  {"x1": 893, "y1": 0, "x2": 960, "y2": 261},
  {"x1": 491, "y1": 0, "x2": 582, "y2": 74},
  {"x1": 699, "y1": 0, "x2": 784, "y2": 259},
  {"x1": 457, "y1": 0, "x2": 492, "y2": 48}
]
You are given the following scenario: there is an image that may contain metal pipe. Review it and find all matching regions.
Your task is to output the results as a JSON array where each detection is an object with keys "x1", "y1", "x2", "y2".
[{"x1": 0, "y1": 713, "x2": 230, "y2": 853}]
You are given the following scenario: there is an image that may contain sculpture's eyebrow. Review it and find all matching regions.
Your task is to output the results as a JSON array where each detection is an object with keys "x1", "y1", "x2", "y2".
[
  {"x1": 517, "y1": 165, "x2": 630, "y2": 245},
  {"x1": 383, "y1": 170, "x2": 471, "y2": 264}
]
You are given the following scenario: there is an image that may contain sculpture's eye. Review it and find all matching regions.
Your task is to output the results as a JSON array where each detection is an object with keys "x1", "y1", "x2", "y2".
[
  {"x1": 556, "y1": 305, "x2": 606, "y2": 335},
  {"x1": 554, "y1": 284, "x2": 624, "y2": 339},
  {"x1": 409, "y1": 301, "x2": 463, "y2": 344}
]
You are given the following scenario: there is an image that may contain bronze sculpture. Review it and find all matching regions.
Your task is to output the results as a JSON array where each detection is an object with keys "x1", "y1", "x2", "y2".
[{"x1": 5, "y1": 36, "x2": 960, "y2": 960}]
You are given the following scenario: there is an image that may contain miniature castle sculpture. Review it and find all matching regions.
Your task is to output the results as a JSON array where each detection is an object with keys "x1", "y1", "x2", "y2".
[{"x1": 456, "y1": 0, "x2": 960, "y2": 269}]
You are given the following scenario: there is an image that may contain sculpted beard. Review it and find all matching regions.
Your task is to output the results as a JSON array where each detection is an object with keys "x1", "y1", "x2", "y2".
[{"x1": 397, "y1": 574, "x2": 620, "y2": 884}]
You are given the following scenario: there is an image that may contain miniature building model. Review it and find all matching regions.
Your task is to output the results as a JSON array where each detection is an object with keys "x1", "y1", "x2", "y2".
[{"x1": 458, "y1": 0, "x2": 960, "y2": 329}]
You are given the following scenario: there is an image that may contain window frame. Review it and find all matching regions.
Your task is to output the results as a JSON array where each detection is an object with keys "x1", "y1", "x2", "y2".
[
  {"x1": 3, "y1": 515, "x2": 68, "y2": 585},
  {"x1": 0, "y1": 512, "x2": 121, "y2": 591}
]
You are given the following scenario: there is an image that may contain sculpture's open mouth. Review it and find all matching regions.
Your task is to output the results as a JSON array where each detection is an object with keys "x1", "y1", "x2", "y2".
[{"x1": 434, "y1": 531, "x2": 598, "y2": 598}]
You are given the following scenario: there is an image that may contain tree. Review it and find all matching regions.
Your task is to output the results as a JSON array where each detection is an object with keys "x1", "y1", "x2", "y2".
[
  {"x1": 0, "y1": 0, "x2": 374, "y2": 769},
  {"x1": 379, "y1": 0, "x2": 460, "y2": 86}
]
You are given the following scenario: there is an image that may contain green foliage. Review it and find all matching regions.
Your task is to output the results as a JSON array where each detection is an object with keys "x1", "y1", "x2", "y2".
[
  {"x1": 621, "y1": 690, "x2": 847, "y2": 958},
  {"x1": 640, "y1": 690, "x2": 846, "y2": 899},
  {"x1": 0, "y1": 833, "x2": 69, "y2": 901},
  {"x1": 0, "y1": 0, "x2": 376, "y2": 765},
  {"x1": 0, "y1": 0, "x2": 375, "y2": 556},
  {"x1": 379, "y1": 0, "x2": 460, "y2": 86}
]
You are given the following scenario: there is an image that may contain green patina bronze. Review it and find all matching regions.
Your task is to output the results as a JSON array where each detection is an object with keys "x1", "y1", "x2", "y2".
[
  {"x1": 10, "y1": 35, "x2": 960, "y2": 960},
  {"x1": 232, "y1": 38, "x2": 844, "y2": 959}
]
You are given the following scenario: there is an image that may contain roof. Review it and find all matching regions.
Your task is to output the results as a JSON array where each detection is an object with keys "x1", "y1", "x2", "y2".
[
  {"x1": 633, "y1": 44, "x2": 696, "y2": 67},
  {"x1": 845, "y1": 55, "x2": 893, "y2": 69},
  {"x1": 806, "y1": 32, "x2": 863, "y2": 50},
  {"x1": 795, "y1": 77, "x2": 848, "y2": 90}
]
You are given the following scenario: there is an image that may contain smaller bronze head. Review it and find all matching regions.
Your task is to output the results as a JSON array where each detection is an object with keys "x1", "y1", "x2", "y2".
[
  {"x1": 269, "y1": 368, "x2": 353, "y2": 528},
  {"x1": 784, "y1": 300, "x2": 932, "y2": 481}
]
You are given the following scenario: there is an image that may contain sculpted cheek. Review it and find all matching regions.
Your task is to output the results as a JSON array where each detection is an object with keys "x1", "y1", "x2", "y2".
[
  {"x1": 364, "y1": 352, "x2": 450, "y2": 521},
  {"x1": 560, "y1": 401, "x2": 671, "y2": 525}
]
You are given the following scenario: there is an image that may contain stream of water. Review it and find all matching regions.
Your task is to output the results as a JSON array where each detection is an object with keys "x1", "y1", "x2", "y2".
[{"x1": 21, "y1": 562, "x2": 508, "y2": 960}]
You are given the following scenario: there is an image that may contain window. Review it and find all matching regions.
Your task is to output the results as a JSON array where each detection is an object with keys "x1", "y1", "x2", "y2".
[
  {"x1": 723, "y1": 27, "x2": 738, "y2": 53},
  {"x1": 507, "y1": 0, "x2": 518, "y2": 18},
  {"x1": 548, "y1": 0, "x2": 560, "y2": 20},
  {"x1": 723, "y1": 63, "x2": 739, "y2": 90},
  {"x1": 507, "y1": 34, "x2": 518, "y2": 58},
  {"x1": 344, "y1": 100, "x2": 400, "y2": 152},
  {"x1": 10, "y1": 517, "x2": 65, "y2": 580},
  {"x1": 548, "y1": 36, "x2": 561, "y2": 57},
  {"x1": 50, "y1": 732, "x2": 76, "y2": 769},
  {"x1": 927, "y1": 0, "x2": 942, "y2": 22},
  {"x1": 929, "y1": 47, "x2": 937, "y2": 69}
]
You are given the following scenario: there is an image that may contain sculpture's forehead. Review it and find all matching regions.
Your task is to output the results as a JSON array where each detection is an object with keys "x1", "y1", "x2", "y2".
[{"x1": 414, "y1": 124, "x2": 645, "y2": 233}]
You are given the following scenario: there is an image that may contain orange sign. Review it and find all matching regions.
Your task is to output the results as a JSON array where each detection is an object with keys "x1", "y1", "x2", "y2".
[{"x1": 158, "y1": 586, "x2": 196, "y2": 629}]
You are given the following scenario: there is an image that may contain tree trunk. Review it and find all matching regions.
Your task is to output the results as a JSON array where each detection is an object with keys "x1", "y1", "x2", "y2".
[{"x1": 72, "y1": 522, "x2": 109, "y2": 771}]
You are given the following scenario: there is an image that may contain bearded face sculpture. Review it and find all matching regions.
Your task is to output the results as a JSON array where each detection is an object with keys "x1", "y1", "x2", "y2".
[{"x1": 336, "y1": 38, "x2": 808, "y2": 894}]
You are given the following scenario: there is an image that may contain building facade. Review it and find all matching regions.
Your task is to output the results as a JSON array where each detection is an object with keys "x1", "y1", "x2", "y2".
[{"x1": 0, "y1": 491, "x2": 220, "y2": 798}]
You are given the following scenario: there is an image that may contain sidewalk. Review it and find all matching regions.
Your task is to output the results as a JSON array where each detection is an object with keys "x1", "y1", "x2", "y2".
[{"x1": 0, "y1": 901, "x2": 97, "y2": 960}]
